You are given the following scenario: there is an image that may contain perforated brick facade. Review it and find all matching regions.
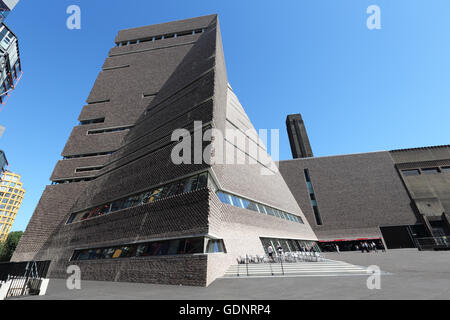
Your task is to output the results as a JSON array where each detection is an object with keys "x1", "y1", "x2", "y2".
[{"x1": 13, "y1": 15, "x2": 317, "y2": 286}]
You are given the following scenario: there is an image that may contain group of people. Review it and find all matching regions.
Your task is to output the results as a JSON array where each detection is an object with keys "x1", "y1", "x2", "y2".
[
  {"x1": 266, "y1": 244, "x2": 316, "y2": 262},
  {"x1": 327, "y1": 241, "x2": 385, "y2": 253},
  {"x1": 267, "y1": 245, "x2": 282, "y2": 262},
  {"x1": 356, "y1": 241, "x2": 383, "y2": 253}
]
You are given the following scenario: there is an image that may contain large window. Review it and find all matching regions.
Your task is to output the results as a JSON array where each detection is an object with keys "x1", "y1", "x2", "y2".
[
  {"x1": 216, "y1": 191, "x2": 304, "y2": 225},
  {"x1": 260, "y1": 237, "x2": 320, "y2": 254},
  {"x1": 304, "y1": 169, "x2": 323, "y2": 225},
  {"x1": 421, "y1": 168, "x2": 439, "y2": 175},
  {"x1": 80, "y1": 118, "x2": 105, "y2": 125},
  {"x1": 70, "y1": 237, "x2": 220, "y2": 261},
  {"x1": 402, "y1": 169, "x2": 420, "y2": 176},
  {"x1": 67, "y1": 172, "x2": 209, "y2": 224},
  {"x1": 87, "y1": 125, "x2": 133, "y2": 135}
]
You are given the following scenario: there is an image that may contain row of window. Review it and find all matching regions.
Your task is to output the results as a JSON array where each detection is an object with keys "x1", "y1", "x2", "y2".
[
  {"x1": 66, "y1": 172, "x2": 209, "y2": 224},
  {"x1": 0, "y1": 215, "x2": 13, "y2": 223},
  {"x1": 0, "y1": 203, "x2": 19, "y2": 211},
  {"x1": 116, "y1": 28, "x2": 206, "y2": 47},
  {"x1": 1, "y1": 174, "x2": 19, "y2": 182},
  {"x1": 1, "y1": 197, "x2": 21, "y2": 206},
  {"x1": 0, "y1": 210, "x2": 15, "y2": 217},
  {"x1": 51, "y1": 177, "x2": 95, "y2": 185},
  {"x1": 0, "y1": 180, "x2": 22, "y2": 188},
  {"x1": 260, "y1": 237, "x2": 320, "y2": 255},
  {"x1": 87, "y1": 125, "x2": 133, "y2": 135},
  {"x1": 79, "y1": 117, "x2": 105, "y2": 126},
  {"x1": 0, "y1": 192, "x2": 23, "y2": 199},
  {"x1": 63, "y1": 151, "x2": 115, "y2": 160},
  {"x1": 75, "y1": 166, "x2": 104, "y2": 173},
  {"x1": 71, "y1": 237, "x2": 225, "y2": 261},
  {"x1": 402, "y1": 166, "x2": 450, "y2": 176},
  {"x1": 216, "y1": 191, "x2": 304, "y2": 225}
]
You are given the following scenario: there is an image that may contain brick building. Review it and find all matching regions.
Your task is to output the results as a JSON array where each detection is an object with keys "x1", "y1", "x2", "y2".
[{"x1": 12, "y1": 15, "x2": 317, "y2": 286}]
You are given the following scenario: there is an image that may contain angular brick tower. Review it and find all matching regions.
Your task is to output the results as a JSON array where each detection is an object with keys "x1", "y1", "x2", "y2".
[{"x1": 13, "y1": 15, "x2": 317, "y2": 286}]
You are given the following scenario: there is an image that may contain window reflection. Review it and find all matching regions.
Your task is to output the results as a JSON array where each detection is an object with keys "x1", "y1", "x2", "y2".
[
  {"x1": 71, "y1": 237, "x2": 210, "y2": 261},
  {"x1": 216, "y1": 191, "x2": 304, "y2": 225},
  {"x1": 67, "y1": 172, "x2": 210, "y2": 224}
]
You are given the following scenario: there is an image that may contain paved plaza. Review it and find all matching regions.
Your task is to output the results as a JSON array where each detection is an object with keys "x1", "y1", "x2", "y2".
[{"x1": 21, "y1": 249, "x2": 450, "y2": 300}]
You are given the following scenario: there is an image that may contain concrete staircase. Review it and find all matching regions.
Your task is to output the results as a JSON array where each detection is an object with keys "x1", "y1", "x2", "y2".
[{"x1": 223, "y1": 260, "x2": 374, "y2": 278}]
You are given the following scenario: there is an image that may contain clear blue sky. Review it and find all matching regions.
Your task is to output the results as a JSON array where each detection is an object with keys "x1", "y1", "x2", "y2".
[{"x1": 2, "y1": 0, "x2": 449, "y2": 232}]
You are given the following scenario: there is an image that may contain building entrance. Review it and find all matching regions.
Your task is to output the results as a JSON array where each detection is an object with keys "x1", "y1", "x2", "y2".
[{"x1": 380, "y1": 226, "x2": 415, "y2": 249}]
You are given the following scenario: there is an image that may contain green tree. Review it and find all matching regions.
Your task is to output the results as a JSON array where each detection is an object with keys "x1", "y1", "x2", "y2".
[{"x1": 0, "y1": 231, "x2": 23, "y2": 262}]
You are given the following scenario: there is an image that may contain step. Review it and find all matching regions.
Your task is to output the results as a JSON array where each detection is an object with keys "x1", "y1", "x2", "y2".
[{"x1": 222, "y1": 260, "x2": 377, "y2": 278}]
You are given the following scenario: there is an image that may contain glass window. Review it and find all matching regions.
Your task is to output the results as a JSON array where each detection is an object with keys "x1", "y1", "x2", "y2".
[
  {"x1": 265, "y1": 206, "x2": 276, "y2": 216},
  {"x1": 123, "y1": 195, "x2": 140, "y2": 209},
  {"x1": 217, "y1": 192, "x2": 231, "y2": 205},
  {"x1": 66, "y1": 214, "x2": 76, "y2": 224},
  {"x1": 206, "y1": 239, "x2": 226, "y2": 253},
  {"x1": 149, "y1": 187, "x2": 164, "y2": 203},
  {"x1": 197, "y1": 173, "x2": 208, "y2": 189},
  {"x1": 421, "y1": 168, "x2": 439, "y2": 174},
  {"x1": 402, "y1": 169, "x2": 420, "y2": 176},
  {"x1": 148, "y1": 242, "x2": 163, "y2": 256},
  {"x1": 442, "y1": 167, "x2": 450, "y2": 173},
  {"x1": 140, "y1": 191, "x2": 153, "y2": 204},
  {"x1": 111, "y1": 199, "x2": 125, "y2": 212},
  {"x1": 135, "y1": 244, "x2": 146, "y2": 257},
  {"x1": 246, "y1": 201, "x2": 259, "y2": 212},
  {"x1": 164, "y1": 183, "x2": 177, "y2": 197},
  {"x1": 112, "y1": 248, "x2": 123, "y2": 259},
  {"x1": 167, "y1": 239, "x2": 183, "y2": 255},
  {"x1": 240, "y1": 198, "x2": 250, "y2": 209},
  {"x1": 102, "y1": 248, "x2": 115, "y2": 259},
  {"x1": 313, "y1": 206, "x2": 323, "y2": 225},
  {"x1": 256, "y1": 203, "x2": 267, "y2": 214},
  {"x1": 173, "y1": 182, "x2": 185, "y2": 195},
  {"x1": 185, "y1": 238, "x2": 204, "y2": 254},
  {"x1": 75, "y1": 250, "x2": 90, "y2": 261},
  {"x1": 99, "y1": 204, "x2": 111, "y2": 215},
  {"x1": 183, "y1": 175, "x2": 199, "y2": 193},
  {"x1": 231, "y1": 195, "x2": 243, "y2": 208}
]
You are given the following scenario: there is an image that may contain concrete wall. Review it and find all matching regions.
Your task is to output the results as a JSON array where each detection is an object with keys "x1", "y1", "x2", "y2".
[
  {"x1": 390, "y1": 146, "x2": 450, "y2": 217},
  {"x1": 279, "y1": 152, "x2": 418, "y2": 240}
]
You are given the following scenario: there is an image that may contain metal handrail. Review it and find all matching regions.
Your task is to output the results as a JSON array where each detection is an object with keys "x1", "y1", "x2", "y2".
[{"x1": 415, "y1": 236, "x2": 450, "y2": 251}]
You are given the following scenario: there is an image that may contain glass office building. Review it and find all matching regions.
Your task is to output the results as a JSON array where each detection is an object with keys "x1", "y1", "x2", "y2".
[
  {"x1": 0, "y1": 23, "x2": 21, "y2": 105},
  {"x1": 0, "y1": 171, "x2": 25, "y2": 242},
  {"x1": 0, "y1": 1, "x2": 19, "y2": 24}
]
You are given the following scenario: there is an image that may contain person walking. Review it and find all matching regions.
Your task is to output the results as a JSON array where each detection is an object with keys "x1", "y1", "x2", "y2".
[
  {"x1": 335, "y1": 244, "x2": 340, "y2": 253},
  {"x1": 277, "y1": 245, "x2": 283, "y2": 256},
  {"x1": 363, "y1": 242, "x2": 369, "y2": 253},
  {"x1": 371, "y1": 241, "x2": 378, "y2": 253},
  {"x1": 267, "y1": 245, "x2": 274, "y2": 262}
]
